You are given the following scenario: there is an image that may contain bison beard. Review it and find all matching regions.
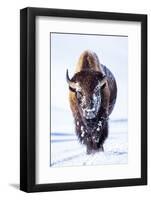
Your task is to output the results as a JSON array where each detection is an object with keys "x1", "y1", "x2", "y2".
[{"x1": 66, "y1": 50, "x2": 117, "y2": 154}]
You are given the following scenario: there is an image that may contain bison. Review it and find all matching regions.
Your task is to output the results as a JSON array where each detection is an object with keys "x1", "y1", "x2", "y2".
[{"x1": 66, "y1": 50, "x2": 117, "y2": 154}]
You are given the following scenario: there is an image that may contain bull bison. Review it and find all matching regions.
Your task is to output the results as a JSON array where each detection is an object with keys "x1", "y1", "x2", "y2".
[{"x1": 66, "y1": 50, "x2": 117, "y2": 154}]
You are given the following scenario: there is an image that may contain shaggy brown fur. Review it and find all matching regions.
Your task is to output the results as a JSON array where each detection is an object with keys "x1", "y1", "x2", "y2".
[{"x1": 75, "y1": 51, "x2": 101, "y2": 72}]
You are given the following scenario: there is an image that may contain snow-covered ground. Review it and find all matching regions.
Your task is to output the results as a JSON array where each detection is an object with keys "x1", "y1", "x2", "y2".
[{"x1": 50, "y1": 119, "x2": 128, "y2": 167}]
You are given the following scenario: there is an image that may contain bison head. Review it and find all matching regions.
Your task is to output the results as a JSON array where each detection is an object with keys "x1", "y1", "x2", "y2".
[{"x1": 66, "y1": 70, "x2": 106, "y2": 120}]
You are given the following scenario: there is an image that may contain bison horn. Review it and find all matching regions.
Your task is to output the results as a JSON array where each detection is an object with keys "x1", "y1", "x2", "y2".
[{"x1": 66, "y1": 69, "x2": 78, "y2": 91}]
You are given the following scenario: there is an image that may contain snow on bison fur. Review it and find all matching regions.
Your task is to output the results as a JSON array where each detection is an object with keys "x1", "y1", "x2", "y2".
[{"x1": 66, "y1": 50, "x2": 117, "y2": 154}]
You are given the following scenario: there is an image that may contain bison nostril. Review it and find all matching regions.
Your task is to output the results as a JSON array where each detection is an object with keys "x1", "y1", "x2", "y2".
[
  {"x1": 86, "y1": 111, "x2": 91, "y2": 115},
  {"x1": 86, "y1": 108, "x2": 95, "y2": 113}
]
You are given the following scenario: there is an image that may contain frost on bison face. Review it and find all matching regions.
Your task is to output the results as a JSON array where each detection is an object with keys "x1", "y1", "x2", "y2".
[{"x1": 66, "y1": 50, "x2": 117, "y2": 154}]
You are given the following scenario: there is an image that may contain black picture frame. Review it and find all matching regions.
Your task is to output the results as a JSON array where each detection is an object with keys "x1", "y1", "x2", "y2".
[{"x1": 20, "y1": 7, "x2": 147, "y2": 192}]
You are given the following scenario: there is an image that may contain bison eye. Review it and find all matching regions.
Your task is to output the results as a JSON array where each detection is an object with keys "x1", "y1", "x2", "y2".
[
  {"x1": 77, "y1": 91, "x2": 83, "y2": 99},
  {"x1": 94, "y1": 88, "x2": 100, "y2": 97},
  {"x1": 95, "y1": 90, "x2": 100, "y2": 95}
]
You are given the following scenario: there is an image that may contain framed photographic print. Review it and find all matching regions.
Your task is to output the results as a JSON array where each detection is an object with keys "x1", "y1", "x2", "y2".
[{"x1": 20, "y1": 7, "x2": 147, "y2": 192}]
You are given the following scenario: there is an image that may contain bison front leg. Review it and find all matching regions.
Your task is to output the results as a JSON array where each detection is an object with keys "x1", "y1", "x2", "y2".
[
  {"x1": 97, "y1": 120, "x2": 108, "y2": 150},
  {"x1": 86, "y1": 145, "x2": 92, "y2": 154},
  {"x1": 100, "y1": 145, "x2": 104, "y2": 151}
]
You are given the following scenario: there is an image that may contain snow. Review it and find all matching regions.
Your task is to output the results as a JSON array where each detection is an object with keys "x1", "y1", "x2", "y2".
[{"x1": 50, "y1": 120, "x2": 128, "y2": 167}]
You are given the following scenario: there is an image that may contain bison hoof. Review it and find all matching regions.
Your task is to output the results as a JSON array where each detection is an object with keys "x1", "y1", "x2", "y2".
[{"x1": 86, "y1": 148, "x2": 92, "y2": 155}]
